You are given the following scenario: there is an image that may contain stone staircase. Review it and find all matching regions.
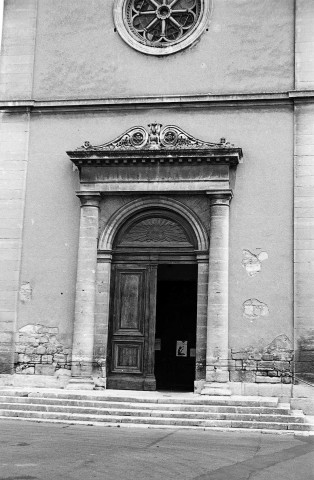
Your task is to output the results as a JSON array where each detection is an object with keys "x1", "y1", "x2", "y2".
[{"x1": 0, "y1": 389, "x2": 313, "y2": 433}]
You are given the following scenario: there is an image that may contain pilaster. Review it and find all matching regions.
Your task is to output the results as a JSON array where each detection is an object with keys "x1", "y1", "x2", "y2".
[
  {"x1": 201, "y1": 193, "x2": 231, "y2": 396},
  {"x1": 70, "y1": 192, "x2": 101, "y2": 384}
]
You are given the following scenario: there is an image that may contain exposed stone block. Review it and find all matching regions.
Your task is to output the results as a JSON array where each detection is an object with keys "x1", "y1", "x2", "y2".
[
  {"x1": 42, "y1": 355, "x2": 53, "y2": 364},
  {"x1": 16, "y1": 366, "x2": 35, "y2": 375},
  {"x1": 25, "y1": 346, "x2": 35, "y2": 355},
  {"x1": 54, "y1": 353, "x2": 67, "y2": 363},
  {"x1": 282, "y1": 377, "x2": 292, "y2": 384},
  {"x1": 35, "y1": 364, "x2": 55, "y2": 376},
  {"x1": 273, "y1": 352, "x2": 293, "y2": 361},
  {"x1": 30, "y1": 354, "x2": 41, "y2": 363},
  {"x1": 274, "y1": 361, "x2": 291, "y2": 371},
  {"x1": 231, "y1": 352, "x2": 250, "y2": 360},
  {"x1": 256, "y1": 376, "x2": 281, "y2": 383},
  {"x1": 268, "y1": 371, "x2": 278, "y2": 377},
  {"x1": 21, "y1": 354, "x2": 31, "y2": 363},
  {"x1": 242, "y1": 360, "x2": 257, "y2": 371},
  {"x1": 38, "y1": 335, "x2": 49, "y2": 344},
  {"x1": 15, "y1": 345, "x2": 25, "y2": 354},
  {"x1": 48, "y1": 327, "x2": 59, "y2": 334},
  {"x1": 256, "y1": 371, "x2": 267, "y2": 376},
  {"x1": 19, "y1": 325, "x2": 40, "y2": 335},
  {"x1": 37, "y1": 326, "x2": 49, "y2": 334},
  {"x1": 235, "y1": 360, "x2": 242, "y2": 370},
  {"x1": 262, "y1": 354, "x2": 274, "y2": 361},
  {"x1": 230, "y1": 371, "x2": 255, "y2": 383},
  {"x1": 251, "y1": 352, "x2": 263, "y2": 361},
  {"x1": 36, "y1": 346, "x2": 46, "y2": 355},
  {"x1": 266, "y1": 334, "x2": 292, "y2": 353},
  {"x1": 258, "y1": 361, "x2": 274, "y2": 370},
  {"x1": 46, "y1": 345, "x2": 57, "y2": 355}
]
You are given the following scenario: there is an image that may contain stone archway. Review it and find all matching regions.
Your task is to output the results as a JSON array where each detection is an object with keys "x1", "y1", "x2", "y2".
[
  {"x1": 98, "y1": 196, "x2": 209, "y2": 252},
  {"x1": 105, "y1": 206, "x2": 200, "y2": 391},
  {"x1": 66, "y1": 123, "x2": 242, "y2": 393}
]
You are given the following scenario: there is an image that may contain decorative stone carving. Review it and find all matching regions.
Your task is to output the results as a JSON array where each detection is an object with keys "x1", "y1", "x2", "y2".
[
  {"x1": 113, "y1": 0, "x2": 211, "y2": 56},
  {"x1": 79, "y1": 123, "x2": 232, "y2": 152},
  {"x1": 119, "y1": 217, "x2": 191, "y2": 245}
]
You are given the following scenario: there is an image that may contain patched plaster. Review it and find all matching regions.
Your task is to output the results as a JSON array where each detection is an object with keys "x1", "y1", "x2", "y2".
[
  {"x1": 242, "y1": 249, "x2": 268, "y2": 277},
  {"x1": 19, "y1": 282, "x2": 32, "y2": 303},
  {"x1": 243, "y1": 298, "x2": 269, "y2": 320}
]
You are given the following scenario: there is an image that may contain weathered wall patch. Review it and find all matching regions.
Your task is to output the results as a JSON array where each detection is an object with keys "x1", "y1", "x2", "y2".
[
  {"x1": 15, "y1": 324, "x2": 71, "y2": 375},
  {"x1": 242, "y1": 249, "x2": 268, "y2": 277},
  {"x1": 19, "y1": 282, "x2": 32, "y2": 303},
  {"x1": 243, "y1": 298, "x2": 269, "y2": 320},
  {"x1": 231, "y1": 334, "x2": 293, "y2": 383}
]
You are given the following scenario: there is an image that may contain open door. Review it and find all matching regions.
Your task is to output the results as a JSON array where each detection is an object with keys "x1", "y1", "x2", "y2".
[{"x1": 107, "y1": 263, "x2": 157, "y2": 390}]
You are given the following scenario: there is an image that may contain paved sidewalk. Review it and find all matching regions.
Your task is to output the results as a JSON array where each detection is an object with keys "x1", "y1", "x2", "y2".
[{"x1": 0, "y1": 419, "x2": 313, "y2": 480}]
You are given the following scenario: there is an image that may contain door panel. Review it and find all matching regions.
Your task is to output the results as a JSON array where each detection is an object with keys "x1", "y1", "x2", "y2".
[
  {"x1": 108, "y1": 263, "x2": 157, "y2": 390},
  {"x1": 112, "y1": 342, "x2": 143, "y2": 373},
  {"x1": 115, "y1": 271, "x2": 144, "y2": 334}
]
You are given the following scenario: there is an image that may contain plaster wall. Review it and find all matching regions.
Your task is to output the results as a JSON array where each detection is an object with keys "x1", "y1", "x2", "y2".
[
  {"x1": 18, "y1": 107, "x2": 293, "y2": 362},
  {"x1": 0, "y1": 0, "x2": 37, "y2": 99},
  {"x1": 0, "y1": 112, "x2": 30, "y2": 374},
  {"x1": 31, "y1": 0, "x2": 294, "y2": 100}
]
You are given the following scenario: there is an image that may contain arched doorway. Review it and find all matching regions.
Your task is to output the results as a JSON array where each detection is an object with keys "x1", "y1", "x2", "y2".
[{"x1": 107, "y1": 208, "x2": 199, "y2": 391}]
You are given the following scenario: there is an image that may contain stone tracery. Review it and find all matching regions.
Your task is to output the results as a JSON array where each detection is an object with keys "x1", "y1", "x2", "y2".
[{"x1": 126, "y1": 0, "x2": 202, "y2": 45}]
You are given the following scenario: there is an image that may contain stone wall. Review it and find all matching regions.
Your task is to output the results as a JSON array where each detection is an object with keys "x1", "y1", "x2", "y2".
[
  {"x1": 0, "y1": 0, "x2": 37, "y2": 375},
  {"x1": 32, "y1": 0, "x2": 294, "y2": 99},
  {"x1": 0, "y1": 113, "x2": 30, "y2": 375},
  {"x1": 230, "y1": 335, "x2": 293, "y2": 384},
  {"x1": 294, "y1": 1, "x2": 314, "y2": 382},
  {"x1": 14, "y1": 324, "x2": 72, "y2": 375}
]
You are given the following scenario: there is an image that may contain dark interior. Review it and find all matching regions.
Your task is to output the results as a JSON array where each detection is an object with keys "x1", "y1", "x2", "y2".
[{"x1": 154, "y1": 264, "x2": 197, "y2": 391}]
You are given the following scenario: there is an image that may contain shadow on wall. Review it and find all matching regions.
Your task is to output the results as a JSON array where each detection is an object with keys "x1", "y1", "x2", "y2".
[{"x1": 295, "y1": 329, "x2": 314, "y2": 385}]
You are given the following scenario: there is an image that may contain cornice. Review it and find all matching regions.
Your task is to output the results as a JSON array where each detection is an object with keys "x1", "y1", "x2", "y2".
[
  {"x1": 67, "y1": 123, "x2": 243, "y2": 166},
  {"x1": 0, "y1": 90, "x2": 313, "y2": 112}
]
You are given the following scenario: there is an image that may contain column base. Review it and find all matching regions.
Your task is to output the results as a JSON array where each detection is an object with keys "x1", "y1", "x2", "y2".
[
  {"x1": 201, "y1": 382, "x2": 232, "y2": 396},
  {"x1": 66, "y1": 376, "x2": 95, "y2": 390}
]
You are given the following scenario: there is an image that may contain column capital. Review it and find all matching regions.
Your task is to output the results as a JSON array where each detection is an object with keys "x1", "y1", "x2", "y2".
[
  {"x1": 206, "y1": 191, "x2": 233, "y2": 207},
  {"x1": 76, "y1": 191, "x2": 102, "y2": 208}
]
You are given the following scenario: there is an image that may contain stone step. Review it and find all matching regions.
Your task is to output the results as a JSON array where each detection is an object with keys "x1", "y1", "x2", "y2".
[
  {"x1": 0, "y1": 410, "x2": 313, "y2": 431},
  {"x1": 0, "y1": 396, "x2": 292, "y2": 415},
  {"x1": 0, "y1": 390, "x2": 279, "y2": 407},
  {"x1": 1, "y1": 389, "x2": 311, "y2": 432},
  {"x1": 0, "y1": 403, "x2": 303, "y2": 423}
]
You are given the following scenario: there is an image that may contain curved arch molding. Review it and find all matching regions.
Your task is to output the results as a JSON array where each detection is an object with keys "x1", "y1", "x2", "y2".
[{"x1": 98, "y1": 196, "x2": 209, "y2": 251}]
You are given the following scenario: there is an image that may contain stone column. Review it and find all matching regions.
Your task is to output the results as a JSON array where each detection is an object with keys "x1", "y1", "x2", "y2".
[
  {"x1": 70, "y1": 192, "x2": 101, "y2": 384},
  {"x1": 201, "y1": 193, "x2": 231, "y2": 395}
]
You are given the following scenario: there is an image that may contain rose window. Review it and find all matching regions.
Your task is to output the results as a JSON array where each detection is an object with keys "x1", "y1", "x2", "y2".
[
  {"x1": 114, "y1": 0, "x2": 210, "y2": 55},
  {"x1": 126, "y1": 0, "x2": 202, "y2": 45}
]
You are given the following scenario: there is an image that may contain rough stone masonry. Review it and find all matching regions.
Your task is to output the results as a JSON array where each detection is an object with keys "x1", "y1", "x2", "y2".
[{"x1": 14, "y1": 324, "x2": 72, "y2": 375}]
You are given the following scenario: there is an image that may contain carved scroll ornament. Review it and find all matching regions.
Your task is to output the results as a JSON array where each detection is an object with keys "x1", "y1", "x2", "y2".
[{"x1": 79, "y1": 123, "x2": 233, "y2": 152}]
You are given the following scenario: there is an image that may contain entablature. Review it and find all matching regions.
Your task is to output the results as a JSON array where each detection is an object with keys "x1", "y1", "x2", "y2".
[{"x1": 67, "y1": 123, "x2": 242, "y2": 194}]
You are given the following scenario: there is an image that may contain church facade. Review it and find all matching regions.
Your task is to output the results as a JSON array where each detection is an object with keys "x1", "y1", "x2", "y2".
[{"x1": 0, "y1": 0, "x2": 313, "y2": 400}]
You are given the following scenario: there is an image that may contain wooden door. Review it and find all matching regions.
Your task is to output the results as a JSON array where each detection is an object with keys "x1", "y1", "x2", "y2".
[{"x1": 107, "y1": 263, "x2": 157, "y2": 390}]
